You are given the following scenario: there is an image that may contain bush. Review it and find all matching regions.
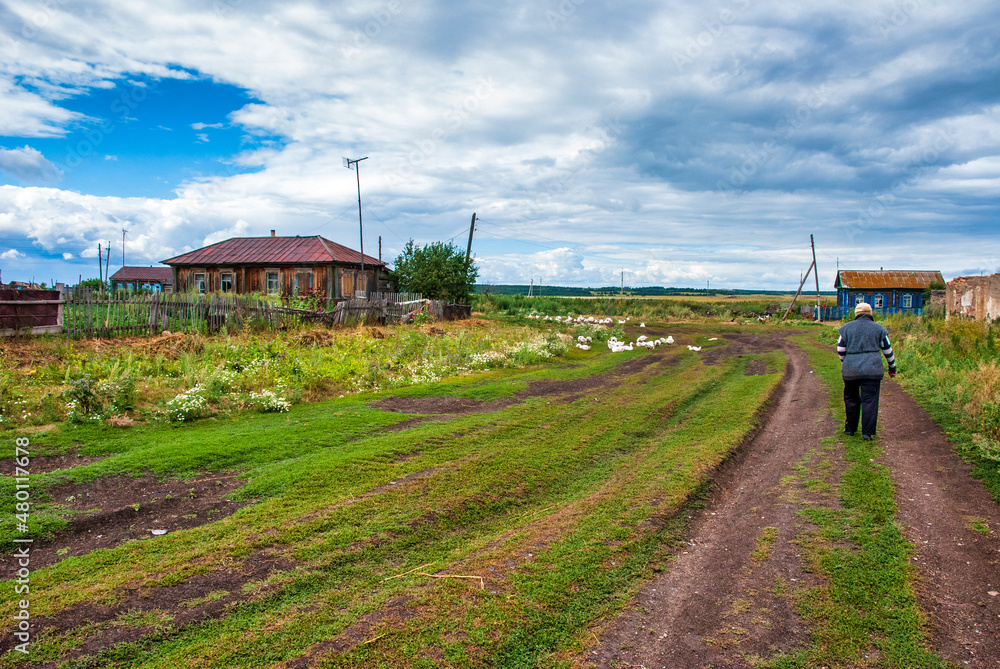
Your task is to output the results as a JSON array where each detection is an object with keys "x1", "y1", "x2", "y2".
[{"x1": 391, "y1": 240, "x2": 478, "y2": 303}]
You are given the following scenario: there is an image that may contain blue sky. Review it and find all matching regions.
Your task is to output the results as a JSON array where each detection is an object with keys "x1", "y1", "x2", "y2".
[{"x1": 0, "y1": 0, "x2": 997, "y2": 290}]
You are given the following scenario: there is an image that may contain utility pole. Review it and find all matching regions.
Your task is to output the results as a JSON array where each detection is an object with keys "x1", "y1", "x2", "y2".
[
  {"x1": 378, "y1": 236, "x2": 382, "y2": 263},
  {"x1": 98, "y1": 244, "x2": 103, "y2": 283},
  {"x1": 343, "y1": 156, "x2": 368, "y2": 294},
  {"x1": 105, "y1": 241, "x2": 111, "y2": 288},
  {"x1": 782, "y1": 260, "x2": 815, "y2": 321},
  {"x1": 811, "y1": 234, "x2": 821, "y2": 321},
  {"x1": 122, "y1": 228, "x2": 127, "y2": 267},
  {"x1": 465, "y1": 212, "x2": 476, "y2": 264}
]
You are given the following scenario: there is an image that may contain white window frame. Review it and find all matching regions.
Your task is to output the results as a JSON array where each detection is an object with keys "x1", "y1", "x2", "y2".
[
  {"x1": 193, "y1": 272, "x2": 206, "y2": 294},
  {"x1": 872, "y1": 294, "x2": 884, "y2": 308},
  {"x1": 854, "y1": 293, "x2": 865, "y2": 305},
  {"x1": 901, "y1": 294, "x2": 913, "y2": 308},
  {"x1": 266, "y1": 271, "x2": 280, "y2": 295}
]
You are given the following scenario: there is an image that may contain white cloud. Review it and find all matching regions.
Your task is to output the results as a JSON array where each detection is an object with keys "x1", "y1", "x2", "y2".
[
  {"x1": 0, "y1": 145, "x2": 63, "y2": 184},
  {"x1": 1, "y1": 248, "x2": 26, "y2": 260}
]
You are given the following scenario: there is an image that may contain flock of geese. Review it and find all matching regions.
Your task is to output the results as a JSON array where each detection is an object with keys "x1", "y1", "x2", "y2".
[{"x1": 528, "y1": 313, "x2": 715, "y2": 354}]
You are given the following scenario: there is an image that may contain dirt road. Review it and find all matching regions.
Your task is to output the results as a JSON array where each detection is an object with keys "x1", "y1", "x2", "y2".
[{"x1": 590, "y1": 336, "x2": 1000, "y2": 668}]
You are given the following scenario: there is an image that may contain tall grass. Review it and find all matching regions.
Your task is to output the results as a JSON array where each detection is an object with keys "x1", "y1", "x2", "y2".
[
  {"x1": 882, "y1": 314, "x2": 1000, "y2": 500},
  {"x1": 473, "y1": 293, "x2": 780, "y2": 321},
  {"x1": 0, "y1": 322, "x2": 566, "y2": 428}
]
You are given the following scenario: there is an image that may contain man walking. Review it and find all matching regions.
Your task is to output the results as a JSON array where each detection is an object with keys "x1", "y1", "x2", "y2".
[{"x1": 837, "y1": 302, "x2": 897, "y2": 440}]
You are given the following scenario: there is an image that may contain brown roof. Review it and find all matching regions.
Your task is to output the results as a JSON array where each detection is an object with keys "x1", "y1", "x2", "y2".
[
  {"x1": 161, "y1": 236, "x2": 384, "y2": 267},
  {"x1": 835, "y1": 270, "x2": 944, "y2": 290},
  {"x1": 109, "y1": 266, "x2": 174, "y2": 283}
]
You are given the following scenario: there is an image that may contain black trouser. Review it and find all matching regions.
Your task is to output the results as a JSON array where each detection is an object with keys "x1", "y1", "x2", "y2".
[{"x1": 843, "y1": 377, "x2": 882, "y2": 436}]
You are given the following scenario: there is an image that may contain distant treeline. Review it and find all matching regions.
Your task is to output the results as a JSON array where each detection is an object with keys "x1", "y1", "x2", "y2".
[{"x1": 475, "y1": 284, "x2": 835, "y2": 297}]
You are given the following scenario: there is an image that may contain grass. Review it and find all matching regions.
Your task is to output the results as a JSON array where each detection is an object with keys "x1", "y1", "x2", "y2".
[
  {"x1": 472, "y1": 293, "x2": 832, "y2": 324},
  {"x1": 0, "y1": 323, "x2": 784, "y2": 668},
  {"x1": 764, "y1": 333, "x2": 945, "y2": 668},
  {"x1": 879, "y1": 314, "x2": 1000, "y2": 504},
  {"x1": 0, "y1": 319, "x2": 569, "y2": 430}
]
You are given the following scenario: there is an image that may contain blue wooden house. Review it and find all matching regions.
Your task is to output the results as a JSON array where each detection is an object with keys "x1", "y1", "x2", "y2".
[{"x1": 834, "y1": 269, "x2": 943, "y2": 315}]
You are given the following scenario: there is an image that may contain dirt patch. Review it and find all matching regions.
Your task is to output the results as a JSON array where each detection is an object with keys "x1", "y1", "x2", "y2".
[
  {"x1": 371, "y1": 349, "x2": 673, "y2": 423},
  {"x1": 372, "y1": 396, "x2": 514, "y2": 415},
  {"x1": 589, "y1": 339, "x2": 827, "y2": 666},
  {"x1": 3, "y1": 452, "x2": 107, "y2": 475},
  {"x1": 3, "y1": 472, "x2": 251, "y2": 578},
  {"x1": 0, "y1": 547, "x2": 293, "y2": 662},
  {"x1": 878, "y1": 380, "x2": 1000, "y2": 667},
  {"x1": 700, "y1": 331, "x2": 785, "y2": 365}
]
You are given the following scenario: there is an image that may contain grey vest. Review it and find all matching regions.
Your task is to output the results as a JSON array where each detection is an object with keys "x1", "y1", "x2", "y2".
[{"x1": 839, "y1": 316, "x2": 889, "y2": 379}]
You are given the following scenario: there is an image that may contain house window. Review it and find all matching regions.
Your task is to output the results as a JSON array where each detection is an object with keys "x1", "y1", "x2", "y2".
[
  {"x1": 873, "y1": 294, "x2": 884, "y2": 308},
  {"x1": 854, "y1": 294, "x2": 865, "y2": 305},
  {"x1": 221, "y1": 272, "x2": 233, "y2": 292},
  {"x1": 193, "y1": 273, "x2": 206, "y2": 294},
  {"x1": 901, "y1": 294, "x2": 913, "y2": 308},
  {"x1": 295, "y1": 271, "x2": 312, "y2": 294},
  {"x1": 266, "y1": 272, "x2": 280, "y2": 294}
]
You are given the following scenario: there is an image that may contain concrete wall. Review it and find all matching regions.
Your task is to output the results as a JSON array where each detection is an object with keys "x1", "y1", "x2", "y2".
[{"x1": 946, "y1": 274, "x2": 1000, "y2": 321}]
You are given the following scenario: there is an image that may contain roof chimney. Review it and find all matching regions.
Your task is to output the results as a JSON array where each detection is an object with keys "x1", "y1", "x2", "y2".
[{"x1": 270, "y1": 230, "x2": 275, "y2": 237}]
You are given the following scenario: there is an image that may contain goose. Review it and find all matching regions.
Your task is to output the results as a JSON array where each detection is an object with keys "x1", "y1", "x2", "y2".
[
  {"x1": 576, "y1": 343, "x2": 591, "y2": 350},
  {"x1": 687, "y1": 345, "x2": 701, "y2": 352},
  {"x1": 665, "y1": 336, "x2": 674, "y2": 344}
]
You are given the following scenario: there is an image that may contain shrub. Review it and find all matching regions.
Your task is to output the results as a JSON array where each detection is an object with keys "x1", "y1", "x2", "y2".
[{"x1": 164, "y1": 386, "x2": 210, "y2": 422}]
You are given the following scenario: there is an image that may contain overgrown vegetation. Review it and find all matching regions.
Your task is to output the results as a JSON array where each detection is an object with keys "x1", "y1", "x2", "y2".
[
  {"x1": 881, "y1": 315, "x2": 1000, "y2": 502},
  {"x1": 0, "y1": 321, "x2": 565, "y2": 428}
]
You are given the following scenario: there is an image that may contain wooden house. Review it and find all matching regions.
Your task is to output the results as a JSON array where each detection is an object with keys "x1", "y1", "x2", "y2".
[
  {"x1": 162, "y1": 234, "x2": 387, "y2": 299},
  {"x1": 109, "y1": 266, "x2": 174, "y2": 292},
  {"x1": 834, "y1": 269, "x2": 943, "y2": 314}
]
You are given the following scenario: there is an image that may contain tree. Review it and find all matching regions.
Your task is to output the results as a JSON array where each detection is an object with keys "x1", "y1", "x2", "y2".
[
  {"x1": 390, "y1": 240, "x2": 478, "y2": 303},
  {"x1": 77, "y1": 277, "x2": 108, "y2": 291}
]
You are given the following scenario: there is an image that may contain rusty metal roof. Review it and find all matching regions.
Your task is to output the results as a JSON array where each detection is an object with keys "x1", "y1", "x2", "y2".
[
  {"x1": 109, "y1": 266, "x2": 174, "y2": 282},
  {"x1": 835, "y1": 270, "x2": 944, "y2": 290},
  {"x1": 161, "y1": 236, "x2": 385, "y2": 267}
]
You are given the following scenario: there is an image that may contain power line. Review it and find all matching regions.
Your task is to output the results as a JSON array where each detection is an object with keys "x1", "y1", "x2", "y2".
[{"x1": 362, "y1": 204, "x2": 407, "y2": 245}]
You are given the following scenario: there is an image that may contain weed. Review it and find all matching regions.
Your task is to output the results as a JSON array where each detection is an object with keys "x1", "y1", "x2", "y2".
[
  {"x1": 965, "y1": 516, "x2": 990, "y2": 535},
  {"x1": 751, "y1": 527, "x2": 779, "y2": 562}
]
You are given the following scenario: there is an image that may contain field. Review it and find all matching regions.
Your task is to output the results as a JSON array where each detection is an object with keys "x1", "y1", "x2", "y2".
[{"x1": 1, "y1": 311, "x2": 998, "y2": 667}]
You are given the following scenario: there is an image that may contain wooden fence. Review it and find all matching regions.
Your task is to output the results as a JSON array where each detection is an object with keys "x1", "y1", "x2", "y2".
[
  {"x1": 0, "y1": 289, "x2": 440, "y2": 338},
  {"x1": 0, "y1": 290, "x2": 62, "y2": 335},
  {"x1": 0, "y1": 289, "x2": 483, "y2": 338}
]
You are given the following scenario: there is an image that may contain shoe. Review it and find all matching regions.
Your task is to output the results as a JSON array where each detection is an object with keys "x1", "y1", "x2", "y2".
[
  {"x1": 843, "y1": 430, "x2": 855, "y2": 436},
  {"x1": 862, "y1": 434, "x2": 874, "y2": 441}
]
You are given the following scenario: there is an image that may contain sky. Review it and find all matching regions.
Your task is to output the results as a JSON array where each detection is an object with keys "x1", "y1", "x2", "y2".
[{"x1": 0, "y1": 0, "x2": 997, "y2": 291}]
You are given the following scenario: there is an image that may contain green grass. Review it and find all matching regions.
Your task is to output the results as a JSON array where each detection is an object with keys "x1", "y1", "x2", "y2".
[
  {"x1": 767, "y1": 333, "x2": 946, "y2": 668},
  {"x1": 0, "y1": 326, "x2": 785, "y2": 668},
  {"x1": 879, "y1": 315, "x2": 1000, "y2": 505}
]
